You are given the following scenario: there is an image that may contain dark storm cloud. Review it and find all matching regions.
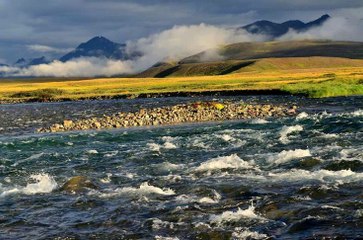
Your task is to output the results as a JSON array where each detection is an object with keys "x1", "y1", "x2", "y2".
[{"x1": 0, "y1": 0, "x2": 362, "y2": 62}]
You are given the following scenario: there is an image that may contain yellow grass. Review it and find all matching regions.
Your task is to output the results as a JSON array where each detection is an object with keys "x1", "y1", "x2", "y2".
[{"x1": 1, "y1": 58, "x2": 363, "y2": 101}]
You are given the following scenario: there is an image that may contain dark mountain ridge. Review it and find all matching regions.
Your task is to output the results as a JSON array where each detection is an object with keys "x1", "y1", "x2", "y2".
[{"x1": 241, "y1": 14, "x2": 330, "y2": 38}]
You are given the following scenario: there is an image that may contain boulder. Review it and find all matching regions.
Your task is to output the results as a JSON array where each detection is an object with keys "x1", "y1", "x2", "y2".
[{"x1": 59, "y1": 176, "x2": 98, "y2": 193}]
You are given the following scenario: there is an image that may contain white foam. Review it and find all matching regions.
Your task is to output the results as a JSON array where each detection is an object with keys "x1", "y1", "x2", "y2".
[
  {"x1": 157, "y1": 162, "x2": 182, "y2": 171},
  {"x1": 100, "y1": 182, "x2": 175, "y2": 198},
  {"x1": 155, "y1": 236, "x2": 180, "y2": 240},
  {"x1": 210, "y1": 204, "x2": 266, "y2": 225},
  {"x1": 321, "y1": 133, "x2": 339, "y2": 139},
  {"x1": 354, "y1": 209, "x2": 363, "y2": 218},
  {"x1": 321, "y1": 205, "x2": 343, "y2": 211},
  {"x1": 152, "y1": 218, "x2": 175, "y2": 230},
  {"x1": 160, "y1": 136, "x2": 178, "y2": 149},
  {"x1": 87, "y1": 149, "x2": 98, "y2": 154},
  {"x1": 125, "y1": 173, "x2": 134, "y2": 179},
  {"x1": 350, "y1": 109, "x2": 363, "y2": 117},
  {"x1": 164, "y1": 142, "x2": 177, "y2": 149},
  {"x1": 339, "y1": 148, "x2": 363, "y2": 160},
  {"x1": 279, "y1": 125, "x2": 303, "y2": 144},
  {"x1": 196, "y1": 154, "x2": 255, "y2": 172},
  {"x1": 100, "y1": 173, "x2": 113, "y2": 183},
  {"x1": 147, "y1": 143, "x2": 161, "y2": 152},
  {"x1": 25, "y1": 153, "x2": 44, "y2": 161},
  {"x1": 267, "y1": 149, "x2": 311, "y2": 165},
  {"x1": 296, "y1": 112, "x2": 309, "y2": 120},
  {"x1": 162, "y1": 136, "x2": 176, "y2": 142},
  {"x1": 104, "y1": 151, "x2": 118, "y2": 157},
  {"x1": 190, "y1": 138, "x2": 209, "y2": 149},
  {"x1": 268, "y1": 169, "x2": 363, "y2": 184},
  {"x1": 219, "y1": 134, "x2": 234, "y2": 142},
  {"x1": 232, "y1": 228, "x2": 268, "y2": 240},
  {"x1": 175, "y1": 190, "x2": 221, "y2": 204},
  {"x1": 250, "y1": 119, "x2": 269, "y2": 124},
  {"x1": 1, "y1": 174, "x2": 57, "y2": 197},
  {"x1": 199, "y1": 190, "x2": 221, "y2": 204}
]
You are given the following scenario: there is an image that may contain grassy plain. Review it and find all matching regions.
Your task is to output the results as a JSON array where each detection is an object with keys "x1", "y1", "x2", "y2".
[{"x1": 0, "y1": 57, "x2": 362, "y2": 102}]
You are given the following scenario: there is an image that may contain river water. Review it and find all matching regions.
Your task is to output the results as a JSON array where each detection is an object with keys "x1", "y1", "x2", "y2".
[{"x1": 0, "y1": 96, "x2": 362, "y2": 239}]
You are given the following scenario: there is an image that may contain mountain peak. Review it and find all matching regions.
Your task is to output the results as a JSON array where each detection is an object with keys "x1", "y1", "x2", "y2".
[
  {"x1": 306, "y1": 14, "x2": 331, "y2": 27},
  {"x1": 59, "y1": 36, "x2": 127, "y2": 62},
  {"x1": 15, "y1": 58, "x2": 26, "y2": 65}
]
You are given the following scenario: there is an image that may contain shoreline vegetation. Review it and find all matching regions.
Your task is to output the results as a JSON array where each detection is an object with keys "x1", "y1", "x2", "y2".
[
  {"x1": 37, "y1": 101, "x2": 298, "y2": 133},
  {"x1": 1, "y1": 57, "x2": 363, "y2": 104}
]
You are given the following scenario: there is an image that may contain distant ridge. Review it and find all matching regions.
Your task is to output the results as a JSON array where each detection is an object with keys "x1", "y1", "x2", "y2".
[{"x1": 241, "y1": 14, "x2": 330, "y2": 38}]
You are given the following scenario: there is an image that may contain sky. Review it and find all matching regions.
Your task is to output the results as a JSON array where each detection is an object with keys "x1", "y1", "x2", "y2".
[{"x1": 0, "y1": 0, "x2": 363, "y2": 76}]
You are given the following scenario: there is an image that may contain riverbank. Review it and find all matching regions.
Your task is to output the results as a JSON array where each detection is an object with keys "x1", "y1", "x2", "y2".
[{"x1": 37, "y1": 101, "x2": 297, "y2": 133}]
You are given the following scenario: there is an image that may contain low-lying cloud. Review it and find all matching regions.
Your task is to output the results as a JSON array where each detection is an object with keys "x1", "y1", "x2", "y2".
[
  {"x1": 279, "y1": 16, "x2": 363, "y2": 42},
  {"x1": 27, "y1": 44, "x2": 72, "y2": 54},
  {"x1": 2, "y1": 58, "x2": 134, "y2": 77},
  {"x1": 126, "y1": 23, "x2": 267, "y2": 71},
  {"x1": 2, "y1": 17, "x2": 363, "y2": 77}
]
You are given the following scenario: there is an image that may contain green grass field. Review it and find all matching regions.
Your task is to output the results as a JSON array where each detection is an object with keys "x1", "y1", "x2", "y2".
[{"x1": 1, "y1": 57, "x2": 362, "y2": 102}]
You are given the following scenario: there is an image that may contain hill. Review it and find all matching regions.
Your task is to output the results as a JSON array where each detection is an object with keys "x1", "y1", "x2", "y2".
[
  {"x1": 137, "y1": 40, "x2": 363, "y2": 78},
  {"x1": 181, "y1": 40, "x2": 363, "y2": 63}
]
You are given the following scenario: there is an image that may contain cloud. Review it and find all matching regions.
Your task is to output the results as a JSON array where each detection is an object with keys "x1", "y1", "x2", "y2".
[
  {"x1": 27, "y1": 44, "x2": 72, "y2": 54},
  {"x1": 1, "y1": 0, "x2": 363, "y2": 62},
  {"x1": 3, "y1": 15, "x2": 363, "y2": 77},
  {"x1": 5, "y1": 23, "x2": 266, "y2": 77},
  {"x1": 127, "y1": 23, "x2": 267, "y2": 71},
  {"x1": 4, "y1": 58, "x2": 133, "y2": 77},
  {"x1": 278, "y1": 16, "x2": 363, "y2": 42}
]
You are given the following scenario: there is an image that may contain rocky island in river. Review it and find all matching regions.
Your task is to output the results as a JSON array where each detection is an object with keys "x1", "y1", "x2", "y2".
[{"x1": 38, "y1": 101, "x2": 298, "y2": 133}]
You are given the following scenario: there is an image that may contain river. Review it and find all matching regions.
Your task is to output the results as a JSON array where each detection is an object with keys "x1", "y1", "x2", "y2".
[{"x1": 0, "y1": 95, "x2": 362, "y2": 239}]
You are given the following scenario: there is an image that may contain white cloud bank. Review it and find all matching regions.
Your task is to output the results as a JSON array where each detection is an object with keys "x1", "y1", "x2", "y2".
[
  {"x1": 2, "y1": 17, "x2": 363, "y2": 77},
  {"x1": 279, "y1": 16, "x2": 363, "y2": 42},
  {"x1": 1, "y1": 58, "x2": 134, "y2": 77}
]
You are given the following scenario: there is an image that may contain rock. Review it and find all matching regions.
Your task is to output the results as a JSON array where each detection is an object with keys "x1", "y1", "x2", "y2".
[
  {"x1": 93, "y1": 122, "x2": 101, "y2": 129},
  {"x1": 63, "y1": 120, "x2": 73, "y2": 128},
  {"x1": 50, "y1": 124, "x2": 62, "y2": 132},
  {"x1": 59, "y1": 176, "x2": 98, "y2": 193}
]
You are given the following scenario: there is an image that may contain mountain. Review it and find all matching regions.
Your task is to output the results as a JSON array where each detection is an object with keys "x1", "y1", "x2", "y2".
[
  {"x1": 0, "y1": 63, "x2": 8, "y2": 67},
  {"x1": 14, "y1": 58, "x2": 27, "y2": 67},
  {"x1": 28, "y1": 56, "x2": 50, "y2": 66},
  {"x1": 241, "y1": 14, "x2": 331, "y2": 38},
  {"x1": 59, "y1": 36, "x2": 128, "y2": 62}
]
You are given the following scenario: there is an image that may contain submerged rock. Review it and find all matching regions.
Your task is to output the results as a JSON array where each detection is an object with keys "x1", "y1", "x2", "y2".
[{"x1": 59, "y1": 176, "x2": 98, "y2": 193}]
